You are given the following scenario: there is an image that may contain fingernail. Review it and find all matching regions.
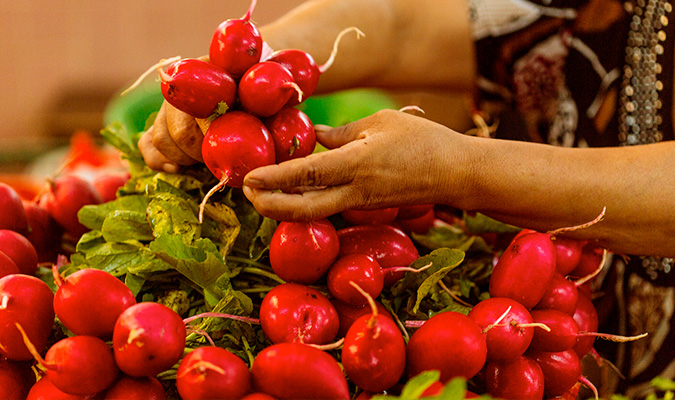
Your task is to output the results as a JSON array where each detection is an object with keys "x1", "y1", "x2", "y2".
[
  {"x1": 162, "y1": 163, "x2": 179, "y2": 174},
  {"x1": 243, "y1": 177, "x2": 264, "y2": 189}
]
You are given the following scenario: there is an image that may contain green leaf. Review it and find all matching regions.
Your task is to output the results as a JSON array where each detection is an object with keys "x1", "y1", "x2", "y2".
[
  {"x1": 410, "y1": 248, "x2": 466, "y2": 314},
  {"x1": 78, "y1": 195, "x2": 150, "y2": 231},
  {"x1": 398, "y1": 370, "x2": 441, "y2": 399},
  {"x1": 249, "y1": 217, "x2": 277, "y2": 261},
  {"x1": 101, "y1": 210, "x2": 154, "y2": 242},
  {"x1": 147, "y1": 193, "x2": 201, "y2": 241},
  {"x1": 652, "y1": 377, "x2": 675, "y2": 391},
  {"x1": 464, "y1": 212, "x2": 521, "y2": 234},
  {"x1": 200, "y1": 201, "x2": 241, "y2": 257},
  {"x1": 100, "y1": 121, "x2": 143, "y2": 162}
]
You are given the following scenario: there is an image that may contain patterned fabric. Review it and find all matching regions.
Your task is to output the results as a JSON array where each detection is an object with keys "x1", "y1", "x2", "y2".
[{"x1": 469, "y1": 0, "x2": 675, "y2": 397}]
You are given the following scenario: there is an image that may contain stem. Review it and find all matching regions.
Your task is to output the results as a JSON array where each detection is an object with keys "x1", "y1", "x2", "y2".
[
  {"x1": 183, "y1": 312, "x2": 260, "y2": 326},
  {"x1": 548, "y1": 207, "x2": 606, "y2": 237},
  {"x1": 577, "y1": 331, "x2": 648, "y2": 342},
  {"x1": 239, "y1": 266, "x2": 285, "y2": 284},
  {"x1": 51, "y1": 263, "x2": 65, "y2": 288},
  {"x1": 241, "y1": 0, "x2": 257, "y2": 22},
  {"x1": 575, "y1": 249, "x2": 608, "y2": 287},
  {"x1": 14, "y1": 323, "x2": 54, "y2": 371},
  {"x1": 318, "y1": 27, "x2": 365, "y2": 73},
  {"x1": 185, "y1": 327, "x2": 216, "y2": 347},
  {"x1": 349, "y1": 281, "x2": 380, "y2": 337},
  {"x1": 437, "y1": 280, "x2": 473, "y2": 308},
  {"x1": 389, "y1": 262, "x2": 433, "y2": 274},
  {"x1": 579, "y1": 375, "x2": 599, "y2": 400},
  {"x1": 199, "y1": 175, "x2": 230, "y2": 223},
  {"x1": 405, "y1": 320, "x2": 425, "y2": 329},
  {"x1": 482, "y1": 306, "x2": 512, "y2": 334},
  {"x1": 308, "y1": 337, "x2": 345, "y2": 351},
  {"x1": 120, "y1": 56, "x2": 181, "y2": 96}
]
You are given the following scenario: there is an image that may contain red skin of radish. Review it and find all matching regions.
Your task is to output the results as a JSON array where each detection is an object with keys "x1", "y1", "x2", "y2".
[
  {"x1": 421, "y1": 382, "x2": 480, "y2": 398},
  {"x1": 209, "y1": 9, "x2": 263, "y2": 78},
  {"x1": 571, "y1": 293, "x2": 599, "y2": 357},
  {"x1": 534, "y1": 272, "x2": 580, "y2": 315},
  {"x1": 104, "y1": 375, "x2": 166, "y2": 400},
  {"x1": 327, "y1": 254, "x2": 384, "y2": 306},
  {"x1": 0, "y1": 251, "x2": 19, "y2": 279},
  {"x1": 263, "y1": 107, "x2": 316, "y2": 163},
  {"x1": 112, "y1": 302, "x2": 187, "y2": 377},
  {"x1": 238, "y1": 61, "x2": 301, "y2": 117},
  {"x1": 176, "y1": 346, "x2": 251, "y2": 400},
  {"x1": 251, "y1": 342, "x2": 350, "y2": 400},
  {"x1": 269, "y1": 218, "x2": 339, "y2": 285},
  {"x1": 202, "y1": 111, "x2": 276, "y2": 188},
  {"x1": 342, "y1": 313, "x2": 406, "y2": 393},
  {"x1": 38, "y1": 174, "x2": 102, "y2": 238},
  {"x1": 552, "y1": 237, "x2": 584, "y2": 275},
  {"x1": 27, "y1": 376, "x2": 102, "y2": 400},
  {"x1": 0, "y1": 230, "x2": 38, "y2": 275},
  {"x1": 92, "y1": 172, "x2": 130, "y2": 203},
  {"x1": 337, "y1": 224, "x2": 419, "y2": 286},
  {"x1": 528, "y1": 349, "x2": 582, "y2": 397},
  {"x1": 484, "y1": 356, "x2": 545, "y2": 400},
  {"x1": 570, "y1": 242, "x2": 605, "y2": 278},
  {"x1": 0, "y1": 358, "x2": 34, "y2": 400},
  {"x1": 0, "y1": 182, "x2": 29, "y2": 234},
  {"x1": 53, "y1": 268, "x2": 136, "y2": 338},
  {"x1": 405, "y1": 311, "x2": 487, "y2": 382},
  {"x1": 467, "y1": 297, "x2": 535, "y2": 362},
  {"x1": 44, "y1": 335, "x2": 119, "y2": 396},
  {"x1": 0, "y1": 274, "x2": 54, "y2": 361},
  {"x1": 267, "y1": 49, "x2": 320, "y2": 107},
  {"x1": 489, "y1": 231, "x2": 557, "y2": 309},
  {"x1": 341, "y1": 208, "x2": 399, "y2": 226},
  {"x1": 160, "y1": 58, "x2": 237, "y2": 119},
  {"x1": 22, "y1": 200, "x2": 63, "y2": 263},
  {"x1": 394, "y1": 209, "x2": 436, "y2": 235},
  {"x1": 331, "y1": 298, "x2": 391, "y2": 337},
  {"x1": 396, "y1": 204, "x2": 434, "y2": 220},
  {"x1": 259, "y1": 283, "x2": 339, "y2": 345},
  {"x1": 528, "y1": 309, "x2": 580, "y2": 352},
  {"x1": 241, "y1": 394, "x2": 276, "y2": 400}
]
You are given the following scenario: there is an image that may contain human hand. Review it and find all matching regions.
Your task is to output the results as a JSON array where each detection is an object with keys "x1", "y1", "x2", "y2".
[{"x1": 242, "y1": 109, "x2": 476, "y2": 222}]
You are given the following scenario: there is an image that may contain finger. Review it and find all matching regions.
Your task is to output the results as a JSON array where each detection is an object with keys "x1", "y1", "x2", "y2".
[
  {"x1": 151, "y1": 103, "x2": 200, "y2": 166},
  {"x1": 165, "y1": 105, "x2": 205, "y2": 162},
  {"x1": 315, "y1": 121, "x2": 367, "y2": 149},
  {"x1": 138, "y1": 128, "x2": 180, "y2": 173}
]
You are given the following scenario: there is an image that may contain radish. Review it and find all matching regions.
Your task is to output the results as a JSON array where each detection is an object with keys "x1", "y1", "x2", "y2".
[
  {"x1": 533, "y1": 272, "x2": 580, "y2": 315},
  {"x1": 327, "y1": 254, "x2": 384, "y2": 306},
  {"x1": 394, "y1": 208, "x2": 436, "y2": 235},
  {"x1": 263, "y1": 107, "x2": 316, "y2": 163},
  {"x1": 467, "y1": 297, "x2": 537, "y2": 362},
  {"x1": 341, "y1": 208, "x2": 399, "y2": 226},
  {"x1": 112, "y1": 302, "x2": 187, "y2": 377},
  {"x1": 259, "y1": 283, "x2": 339, "y2": 345},
  {"x1": 104, "y1": 375, "x2": 166, "y2": 400},
  {"x1": 0, "y1": 182, "x2": 29, "y2": 234},
  {"x1": 237, "y1": 61, "x2": 303, "y2": 117},
  {"x1": 17, "y1": 328, "x2": 119, "y2": 396},
  {"x1": 341, "y1": 281, "x2": 406, "y2": 392},
  {"x1": 53, "y1": 266, "x2": 136, "y2": 338},
  {"x1": 405, "y1": 311, "x2": 487, "y2": 382},
  {"x1": 0, "y1": 251, "x2": 19, "y2": 279},
  {"x1": 570, "y1": 293, "x2": 599, "y2": 357},
  {"x1": 483, "y1": 356, "x2": 545, "y2": 400},
  {"x1": 22, "y1": 200, "x2": 63, "y2": 263},
  {"x1": 331, "y1": 298, "x2": 392, "y2": 337},
  {"x1": 266, "y1": 27, "x2": 364, "y2": 107},
  {"x1": 38, "y1": 174, "x2": 102, "y2": 238},
  {"x1": 0, "y1": 274, "x2": 54, "y2": 361},
  {"x1": 570, "y1": 242, "x2": 605, "y2": 278},
  {"x1": 27, "y1": 376, "x2": 102, "y2": 400},
  {"x1": 0, "y1": 230, "x2": 38, "y2": 275},
  {"x1": 396, "y1": 204, "x2": 435, "y2": 220},
  {"x1": 176, "y1": 346, "x2": 251, "y2": 400},
  {"x1": 251, "y1": 342, "x2": 350, "y2": 400},
  {"x1": 159, "y1": 58, "x2": 237, "y2": 119},
  {"x1": 528, "y1": 349, "x2": 586, "y2": 397},
  {"x1": 552, "y1": 237, "x2": 584, "y2": 275},
  {"x1": 268, "y1": 218, "x2": 340, "y2": 285},
  {"x1": 209, "y1": 0, "x2": 262, "y2": 78},
  {"x1": 0, "y1": 358, "x2": 34, "y2": 400},
  {"x1": 92, "y1": 171, "x2": 130, "y2": 203},
  {"x1": 241, "y1": 393, "x2": 276, "y2": 400}
]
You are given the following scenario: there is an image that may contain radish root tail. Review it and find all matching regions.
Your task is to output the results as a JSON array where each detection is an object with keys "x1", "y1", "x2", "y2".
[
  {"x1": 199, "y1": 175, "x2": 230, "y2": 223},
  {"x1": 121, "y1": 56, "x2": 182, "y2": 96},
  {"x1": 319, "y1": 27, "x2": 365, "y2": 74},
  {"x1": 548, "y1": 207, "x2": 607, "y2": 237}
]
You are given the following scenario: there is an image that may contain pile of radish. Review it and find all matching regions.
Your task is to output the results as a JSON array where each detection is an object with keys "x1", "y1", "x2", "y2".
[{"x1": 0, "y1": 1, "x2": 654, "y2": 399}]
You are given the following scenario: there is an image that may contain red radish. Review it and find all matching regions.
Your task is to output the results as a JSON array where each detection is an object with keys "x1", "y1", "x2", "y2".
[
  {"x1": 484, "y1": 356, "x2": 545, "y2": 400},
  {"x1": 269, "y1": 218, "x2": 339, "y2": 285},
  {"x1": 267, "y1": 27, "x2": 364, "y2": 106},
  {"x1": 241, "y1": 393, "x2": 276, "y2": 400},
  {"x1": 259, "y1": 283, "x2": 339, "y2": 345},
  {"x1": 0, "y1": 274, "x2": 54, "y2": 361},
  {"x1": 263, "y1": 107, "x2": 316, "y2": 163},
  {"x1": 341, "y1": 208, "x2": 399, "y2": 226},
  {"x1": 405, "y1": 311, "x2": 487, "y2": 382},
  {"x1": 0, "y1": 230, "x2": 38, "y2": 275},
  {"x1": 237, "y1": 61, "x2": 303, "y2": 117},
  {"x1": 251, "y1": 342, "x2": 350, "y2": 400},
  {"x1": 112, "y1": 302, "x2": 187, "y2": 377},
  {"x1": 528, "y1": 309, "x2": 581, "y2": 352},
  {"x1": 467, "y1": 297, "x2": 536, "y2": 362},
  {"x1": 18, "y1": 328, "x2": 119, "y2": 396},
  {"x1": 38, "y1": 174, "x2": 102, "y2": 238},
  {"x1": 0, "y1": 251, "x2": 19, "y2": 279},
  {"x1": 327, "y1": 254, "x2": 384, "y2": 306},
  {"x1": 92, "y1": 171, "x2": 130, "y2": 203},
  {"x1": 341, "y1": 281, "x2": 406, "y2": 392},
  {"x1": 209, "y1": 0, "x2": 262, "y2": 78},
  {"x1": 0, "y1": 358, "x2": 34, "y2": 400},
  {"x1": 22, "y1": 200, "x2": 63, "y2": 263},
  {"x1": 570, "y1": 242, "x2": 605, "y2": 278},
  {"x1": 27, "y1": 376, "x2": 102, "y2": 400},
  {"x1": 421, "y1": 382, "x2": 480, "y2": 398},
  {"x1": 570, "y1": 293, "x2": 599, "y2": 357},
  {"x1": 394, "y1": 208, "x2": 436, "y2": 235},
  {"x1": 104, "y1": 375, "x2": 166, "y2": 400},
  {"x1": 528, "y1": 349, "x2": 583, "y2": 397},
  {"x1": 176, "y1": 346, "x2": 251, "y2": 400},
  {"x1": 53, "y1": 267, "x2": 136, "y2": 338},
  {"x1": 331, "y1": 298, "x2": 392, "y2": 337},
  {"x1": 0, "y1": 182, "x2": 29, "y2": 234},
  {"x1": 552, "y1": 237, "x2": 584, "y2": 275},
  {"x1": 396, "y1": 204, "x2": 434, "y2": 220},
  {"x1": 534, "y1": 273, "x2": 580, "y2": 315},
  {"x1": 159, "y1": 58, "x2": 237, "y2": 119}
]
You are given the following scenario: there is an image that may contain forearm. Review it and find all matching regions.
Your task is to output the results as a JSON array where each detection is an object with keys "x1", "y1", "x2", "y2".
[
  {"x1": 460, "y1": 138, "x2": 675, "y2": 257},
  {"x1": 260, "y1": 0, "x2": 476, "y2": 93}
]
